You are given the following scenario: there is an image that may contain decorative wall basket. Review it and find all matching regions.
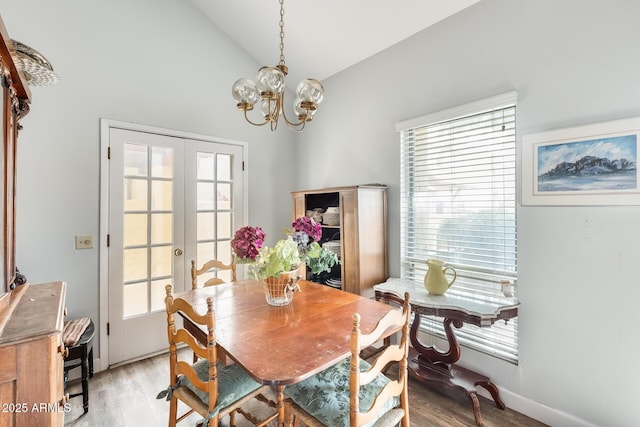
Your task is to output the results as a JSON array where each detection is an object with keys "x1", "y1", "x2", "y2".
[{"x1": 263, "y1": 270, "x2": 301, "y2": 306}]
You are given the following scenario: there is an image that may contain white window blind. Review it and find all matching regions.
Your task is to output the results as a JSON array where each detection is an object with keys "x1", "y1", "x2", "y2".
[{"x1": 398, "y1": 93, "x2": 518, "y2": 363}]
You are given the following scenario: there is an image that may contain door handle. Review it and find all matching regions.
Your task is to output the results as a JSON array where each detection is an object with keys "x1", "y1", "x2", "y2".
[{"x1": 174, "y1": 248, "x2": 183, "y2": 256}]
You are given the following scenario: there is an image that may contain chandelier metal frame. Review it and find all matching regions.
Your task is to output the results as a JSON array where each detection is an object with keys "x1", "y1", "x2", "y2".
[{"x1": 231, "y1": 0, "x2": 324, "y2": 132}]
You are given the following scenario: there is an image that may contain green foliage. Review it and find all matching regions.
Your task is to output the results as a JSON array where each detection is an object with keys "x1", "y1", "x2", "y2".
[
  {"x1": 248, "y1": 237, "x2": 302, "y2": 280},
  {"x1": 305, "y1": 242, "x2": 340, "y2": 275}
]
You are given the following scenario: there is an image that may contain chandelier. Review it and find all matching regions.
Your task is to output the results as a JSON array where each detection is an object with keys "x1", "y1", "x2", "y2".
[
  {"x1": 11, "y1": 40, "x2": 59, "y2": 87},
  {"x1": 231, "y1": 0, "x2": 324, "y2": 132}
]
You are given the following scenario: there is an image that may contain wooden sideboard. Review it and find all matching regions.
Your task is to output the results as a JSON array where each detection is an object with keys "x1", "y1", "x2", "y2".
[{"x1": 0, "y1": 282, "x2": 68, "y2": 427}]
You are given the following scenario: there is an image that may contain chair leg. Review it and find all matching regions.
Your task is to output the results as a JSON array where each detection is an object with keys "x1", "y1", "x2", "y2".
[
  {"x1": 88, "y1": 347, "x2": 94, "y2": 378},
  {"x1": 81, "y1": 351, "x2": 90, "y2": 413},
  {"x1": 284, "y1": 400, "x2": 294, "y2": 427},
  {"x1": 168, "y1": 396, "x2": 178, "y2": 427}
]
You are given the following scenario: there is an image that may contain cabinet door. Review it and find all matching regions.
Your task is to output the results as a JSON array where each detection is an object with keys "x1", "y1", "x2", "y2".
[
  {"x1": 0, "y1": 346, "x2": 17, "y2": 427},
  {"x1": 15, "y1": 336, "x2": 61, "y2": 426},
  {"x1": 339, "y1": 190, "x2": 358, "y2": 294},
  {"x1": 292, "y1": 193, "x2": 305, "y2": 219}
]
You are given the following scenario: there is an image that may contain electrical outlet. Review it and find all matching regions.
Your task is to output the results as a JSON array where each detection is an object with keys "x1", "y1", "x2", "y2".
[{"x1": 75, "y1": 234, "x2": 94, "y2": 249}]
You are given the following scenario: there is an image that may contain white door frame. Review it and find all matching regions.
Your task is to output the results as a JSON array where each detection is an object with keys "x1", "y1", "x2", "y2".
[{"x1": 98, "y1": 119, "x2": 249, "y2": 371}]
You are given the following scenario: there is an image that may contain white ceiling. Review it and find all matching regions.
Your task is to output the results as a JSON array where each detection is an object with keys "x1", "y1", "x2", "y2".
[{"x1": 188, "y1": 0, "x2": 481, "y2": 89}]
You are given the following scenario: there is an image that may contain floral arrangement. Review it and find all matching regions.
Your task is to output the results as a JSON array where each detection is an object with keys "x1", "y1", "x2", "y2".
[
  {"x1": 230, "y1": 217, "x2": 339, "y2": 280},
  {"x1": 230, "y1": 225, "x2": 266, "y2": 262}
]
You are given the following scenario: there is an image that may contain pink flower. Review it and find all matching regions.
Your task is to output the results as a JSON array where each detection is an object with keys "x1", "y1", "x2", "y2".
[
  {"x1": 292, "y1": 216, "x2": 322, "y2": 243},
  {"x1": 231, "y1": 226, "x2": 265, "y2": 261}
]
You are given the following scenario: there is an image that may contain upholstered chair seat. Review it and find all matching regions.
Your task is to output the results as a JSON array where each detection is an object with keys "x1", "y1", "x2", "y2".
[
  {"x1": 284, "y1": 358, "x2": 403, "y2": 427},
  {"x1": 173, "y1": 358, "x2": 264, "y2": 419}
]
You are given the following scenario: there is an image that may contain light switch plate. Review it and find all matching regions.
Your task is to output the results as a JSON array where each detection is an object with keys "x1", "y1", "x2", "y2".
[{"x1": 75, "y1": 234, "x2": 94, "y2": 249}]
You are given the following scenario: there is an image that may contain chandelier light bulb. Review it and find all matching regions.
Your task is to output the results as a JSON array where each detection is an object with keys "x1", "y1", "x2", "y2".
[
  {"x1": 232, "y1": 78, "x2": 260, "y2": 107},
  {"x1": 296, "y1": 79, "x2": 324, "y2": 104},
  {"x1": 256, "y1": 66, "x2": 285, "y2": 95}
]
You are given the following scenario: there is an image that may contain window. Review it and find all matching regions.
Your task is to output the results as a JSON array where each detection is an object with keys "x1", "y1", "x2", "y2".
[{"x1": 396, "y1": 92, "x2": 518, "y2": 363}]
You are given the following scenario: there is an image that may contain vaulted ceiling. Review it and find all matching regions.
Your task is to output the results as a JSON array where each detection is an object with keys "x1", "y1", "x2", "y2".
[{"x1": 188, "y1": 0, "x2": 481, "y2": 89}]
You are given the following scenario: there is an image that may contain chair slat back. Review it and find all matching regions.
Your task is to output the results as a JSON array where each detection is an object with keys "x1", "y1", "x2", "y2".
[
  {"x1": 191, "y1": 259, "x2": 237, "y2": 289},
  {"x1": 165, "y1": 285, "x2": 219, "y2": 413},
  {"x1": 350, "y1": 292, "x2": 411, "y2": 427}
]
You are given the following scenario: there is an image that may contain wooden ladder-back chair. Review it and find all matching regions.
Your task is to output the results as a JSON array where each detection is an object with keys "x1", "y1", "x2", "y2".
[
  {"x1": 189, "y1": 259, "x2": 236, "y2": 363},
  {"x1": 159, "y1": 285, "x2": 277, "y2": 427},
  {"x1": 191, "y1": 259, "x2": 237, "y2": 289},
  {"x1": 284, "y1": 292, "x2": 411, "y2": 427}
]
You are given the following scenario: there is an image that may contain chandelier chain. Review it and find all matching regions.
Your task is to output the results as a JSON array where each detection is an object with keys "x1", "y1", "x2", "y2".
[{"x1": 279, "y1": 0, "x2": 286, "y2": 66}]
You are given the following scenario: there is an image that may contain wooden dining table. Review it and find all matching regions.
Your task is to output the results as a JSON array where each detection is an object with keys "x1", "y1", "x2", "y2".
[{"x1": 173, "y1": 278, "x2": 400, "y2": 426}]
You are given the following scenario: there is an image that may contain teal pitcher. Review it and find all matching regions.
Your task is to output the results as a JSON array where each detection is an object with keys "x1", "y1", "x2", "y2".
[{"x1": 424, "y1": 259, "x2": 456, "y2": 295}]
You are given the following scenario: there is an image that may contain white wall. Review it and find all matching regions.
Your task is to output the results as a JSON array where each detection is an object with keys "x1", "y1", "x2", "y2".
[
  {"x1": 0, "y1": 0, "x2": 296, "y2": 354},
  {"x1": 3, "y1": 0, "x2": 640, "y2": 426},
  {"x1": 296, "y1": 1, "x2": 640, "y2": 426}
]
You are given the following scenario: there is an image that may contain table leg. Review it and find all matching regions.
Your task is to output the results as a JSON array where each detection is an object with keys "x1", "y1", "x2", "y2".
[
  {"x1": 410, "y1": 314, "x2": 462, "y2": 366},
  {"x1": 408, "y1": 313, "x2": 505, "y2": 426}
]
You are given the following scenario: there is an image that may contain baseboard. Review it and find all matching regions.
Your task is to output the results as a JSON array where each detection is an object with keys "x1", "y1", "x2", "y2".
[{"x1": 477, "y1": 386, "x2": 597, "y2": 427}]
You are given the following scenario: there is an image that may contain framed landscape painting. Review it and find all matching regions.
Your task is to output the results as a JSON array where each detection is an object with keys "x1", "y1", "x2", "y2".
[{"x1": 522, "y1": 116, "x2": 640, "y2": 206}]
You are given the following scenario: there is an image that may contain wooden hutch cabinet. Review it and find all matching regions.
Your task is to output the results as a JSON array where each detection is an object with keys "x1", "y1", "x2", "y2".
[
  {"x1": 291, "y1": 185, "x2": 388, "y2": 297},
  {"x1": 0, "y1": 282, "x2": 67, "y2": 427},
  {"x1": 0, "y1": 16, "x2": 68, "y2": 426}
]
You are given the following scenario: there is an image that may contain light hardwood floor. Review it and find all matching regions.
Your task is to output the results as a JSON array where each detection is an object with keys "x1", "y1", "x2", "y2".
[{"x1": 63, "y1": 350, "x2": 547, "y2": 427}]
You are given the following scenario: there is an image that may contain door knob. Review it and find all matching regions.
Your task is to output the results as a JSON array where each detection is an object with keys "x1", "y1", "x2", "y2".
[{"x1": 174, "y1": 248, "x2": 183, "y2": 256}]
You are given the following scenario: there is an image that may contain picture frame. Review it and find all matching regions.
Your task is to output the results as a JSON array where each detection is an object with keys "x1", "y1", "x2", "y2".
[{"x1": 521, "y1": 116, "x2": 640, "y2": 206}]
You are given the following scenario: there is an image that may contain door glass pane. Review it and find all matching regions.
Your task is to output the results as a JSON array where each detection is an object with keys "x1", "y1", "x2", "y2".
[
  {"x1": 124, "y1": 179, "x2": 148, "y2": 210},
  {"x1": 121, "y1": 141, "x2": 177, "y2": 322},
  {"x1": 217, "y1": 240, "x2": 232, "y2": 264},
  {"x1": 194, "y1": 149, "x2": 238, "y2": 282},
  {"x1": 151, "y1": 146, "x2": 174, "y2": 178},
  {"x1": 217, "y1": 183, "x2": 231, "y2": 210},
  {"x1": 197, "y1": 152, "x2": 215, "y2": 180},
  {"x1": 197, "y1": 182, "x2": 215, "y2": 210},
  {"x1": 123, "y1": 282, "x2": 148, "y2": 317},
  {"x1": 217, "y1": 212, "x2": 232, "y2": 239},
  {"x1": 124, "y1": 248, "x2": 147, "y2": 282},
  {"x1": 197, "y1": 242, "x2": 215, "y2": 266},
  {"x1": 124, "y1": 213, "x2": 147, "y2": 246},
  {"x1": 124, "y1": 144, "x2": 148, "y2": 176},
  {"x1": 151, "y1": 245, "x2": 172, "y2": 278},
  {"x1": 197, "y1": 212, "x2": 215, "y2": 240},
  {"x1": 151, "y1": 180, "x2": 173, "y2": 210},
  {"x1": 217, "y1": 154, "x2": 231, "y2": 181},
  {"x1": 150, "y1": 279, "x2": 171, "y2": 312},
  {"x1": 151, "y1": 213, "x2": 172, "y2": 244}
]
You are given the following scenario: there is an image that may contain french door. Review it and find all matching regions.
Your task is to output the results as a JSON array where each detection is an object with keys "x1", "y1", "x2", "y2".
[{"x1": 107, "y1": 126, "x2": 243, "y2": 365}]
